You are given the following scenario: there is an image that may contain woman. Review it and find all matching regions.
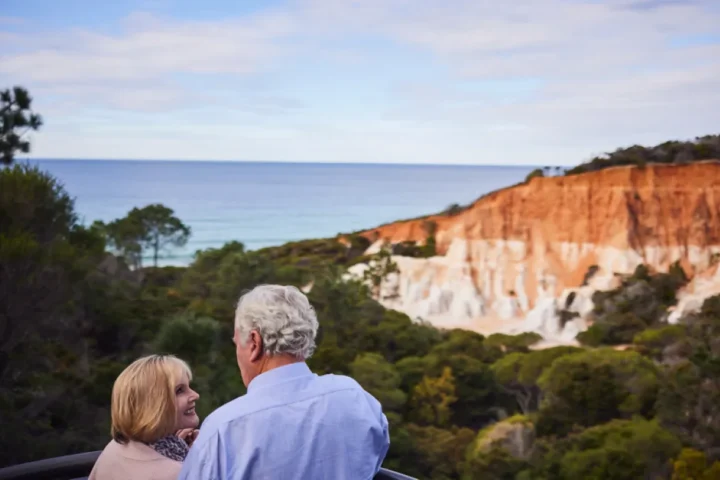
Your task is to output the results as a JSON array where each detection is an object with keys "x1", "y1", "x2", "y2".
[{"x1": 89, "y1": 354, "x2": 201, "y2": 480}]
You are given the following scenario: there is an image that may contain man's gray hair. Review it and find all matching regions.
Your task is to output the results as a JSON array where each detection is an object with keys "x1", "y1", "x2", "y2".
[{"x1": 234, "y1": 284, "x2": 319, "y2": 359}]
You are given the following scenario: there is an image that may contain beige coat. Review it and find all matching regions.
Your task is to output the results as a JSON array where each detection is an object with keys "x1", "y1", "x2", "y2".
[{"x1": 88, "y1": 440, "x2": 182, "y2": 480}]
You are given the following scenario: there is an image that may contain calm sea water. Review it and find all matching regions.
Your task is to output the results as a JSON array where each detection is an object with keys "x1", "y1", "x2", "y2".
[{"x1": 31, "y1": 160, "x2": 536, "y2": 265}]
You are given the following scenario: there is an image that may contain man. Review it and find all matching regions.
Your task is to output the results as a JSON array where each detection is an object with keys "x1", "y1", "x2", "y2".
[{"x1": 178, "y1": 284, "x2": 390, "y2": 480}]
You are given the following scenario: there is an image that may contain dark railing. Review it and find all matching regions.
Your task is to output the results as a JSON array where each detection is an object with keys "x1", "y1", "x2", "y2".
[{"x1": 0, "y1": 452, "x2": 416, "y2": 480}]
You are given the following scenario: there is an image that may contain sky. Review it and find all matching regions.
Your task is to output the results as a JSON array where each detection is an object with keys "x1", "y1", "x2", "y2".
[{"x1": 1, "y1": 0, "x2": 719, "y2": 166}]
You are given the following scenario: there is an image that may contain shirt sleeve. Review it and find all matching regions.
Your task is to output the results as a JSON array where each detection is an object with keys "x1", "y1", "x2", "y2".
[
  {"x1": 178, "y1": 434, "x2": 221, "y2": 480},
  {"x1": 362, "y1": 389, "x2": 391, "y2": 474},
  {"x1": 375, "y1": 412, "x2": 391, "y2": 473}
]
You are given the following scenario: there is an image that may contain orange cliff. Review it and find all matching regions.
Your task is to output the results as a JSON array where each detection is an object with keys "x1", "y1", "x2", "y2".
[{"x1": 345, "y1": 161, "x2": 720, "y2": 337}]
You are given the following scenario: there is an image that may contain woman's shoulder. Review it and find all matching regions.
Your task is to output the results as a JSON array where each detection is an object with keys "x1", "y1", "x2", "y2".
[{"x1": 90, "y1": 440, "x2": 182, "y2": 480}]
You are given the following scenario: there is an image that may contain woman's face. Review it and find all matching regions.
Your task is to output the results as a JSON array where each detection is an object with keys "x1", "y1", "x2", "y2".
[{"x1": 174, "y1": 372, "x2": 200, "y2": 430}]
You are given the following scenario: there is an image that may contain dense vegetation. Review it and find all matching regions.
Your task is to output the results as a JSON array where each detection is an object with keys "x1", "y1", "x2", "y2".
[
  {"x1": 577, "y1": 263, "x2": 688, "y2": 346},
  {"x1": 523, "y1": 135, "x2": 720, "y2": 181},
  {"x1": 2, "y1": 88, "x2": 720, "y2": 479},
  {"x1": 565, "y1": 134, "x2": 720, "y2": 176}
]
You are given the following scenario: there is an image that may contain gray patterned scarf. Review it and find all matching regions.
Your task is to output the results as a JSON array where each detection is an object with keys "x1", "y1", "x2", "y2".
[{"x1": 147, "y1": 435, "x2": 189, "y2": 462}]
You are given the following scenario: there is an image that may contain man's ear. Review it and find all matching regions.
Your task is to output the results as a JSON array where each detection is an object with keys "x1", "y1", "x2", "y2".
[{"x1": 249, "y1": 330, "x2": 264, "y2": 362}]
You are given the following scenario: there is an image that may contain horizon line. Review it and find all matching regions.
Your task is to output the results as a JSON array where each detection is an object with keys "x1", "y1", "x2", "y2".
[{"x1": 25, "y1": 157, "x2": 551, "y2": 168}]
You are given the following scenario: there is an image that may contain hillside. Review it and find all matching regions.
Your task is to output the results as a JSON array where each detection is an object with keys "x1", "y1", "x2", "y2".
[
  {"x1": 564, "y1": 134, "x2": 720, "y2": 175},
  {"x1": 346, "y1": 161, "x2": 720, "y2": 338}
]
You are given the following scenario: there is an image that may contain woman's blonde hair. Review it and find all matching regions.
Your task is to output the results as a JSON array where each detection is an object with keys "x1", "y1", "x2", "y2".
[{"x1": 111, "y1": 354, "x2": 193, "y2": 444}]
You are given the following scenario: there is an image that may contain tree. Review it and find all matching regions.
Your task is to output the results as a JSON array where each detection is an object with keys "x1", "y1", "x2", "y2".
[
  {"x1": 100, "y1": 217, "x2": 144, "y2": 269},
  {"x1": 671, "y1": 448, "x2": 720, "y2": 480},
  {"x1": 362, "y1": 243, "x2": 399, "y2": 300},
  {"x1": 0, "y1": 164, "x2": 92, "y2": 382},
  {"x1": 485, "y1": 332, "x2": 543, "y2": 354},
  {"x1": 1, "y1": 86, "x2": 43, "y2": 165},
  {"x1": 537, "y1": 362, "x2": 626, "y2": 435},
  {"x1": 492, "y1": 353, "x2": 534, "y2": 415},
  {"x1": 306, "y1": 270, "x2": 379, "y2": 374},
  {"x1": 657, "y1": 295, "x2": 720, "y2": 456},
  {"x1": 491, "y1": 346, "x2": 580, "y2": 415},
  {"x1": 101, "y1": 204, "x2": 191, "y2": 268},
  {"x1": 443, "y1": 203, "x2": 465, "y2": 216},
  {"x1": 565, "y1": 135, "x2": 720, "y2": 175},
  {"x1": 350, "y1": 353, "x2": 407, "y2": 412},
  {"x1": 183, "y1": 247, "x2": 278, "y2": 320},
  {"x1": 362, "y1": 309, "x2": 442, "y2": 363},
  {"x1": 406, "y1": 424, "x2": 476, "y2": 480},
  {"x1": 131, "y1": 204, "x2": 190, "y2": 267},
  {"x1": 421, "y1": 220, "x2": 438, "y2": 257},
  {"x1": 556, "y1": 419, "x2": 680, "y2": 480},
  {"x1": 431, "y1": 329, "x2": 502, "y2": 364},
  {"x1": 0, "y1": 164, "x2": 110, "y2": 466},
  {"x1": 464, "y1": 445, "x2": 527, "y2": 480},
  {"x1": 409, "y1": 366, "x2": 458, "y2": 427},
  {"x1": 581, "y1": 265, "x2": 687, "y2": 346},
  {"x1": 397, "y1": 356, "x2": 434, "y2": 392},
  {"x1": 633, "y1": 324, "x2": 687, "y2": 360},
  {"x1": 525, "y1": 168, "x2": 544, "y2": 182},
  {"x1": 427, "y1": 352, "x2": 506, "y2": 428},
  {"x1": 536, "y1": 349, "x2": 660, "y2": 435},
  {"x1": 577, "y1": 312, "x2": 647, "y2": 346}
]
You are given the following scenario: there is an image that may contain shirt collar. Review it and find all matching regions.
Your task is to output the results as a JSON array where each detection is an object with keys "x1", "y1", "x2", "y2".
[{"x1": 247, "y1": 362, "x2": 314, "y2": 393}]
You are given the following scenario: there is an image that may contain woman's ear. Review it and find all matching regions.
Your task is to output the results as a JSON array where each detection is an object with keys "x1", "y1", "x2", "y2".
[{"x1": 249, "y1": 330, "x2": 264, "y2": 362}]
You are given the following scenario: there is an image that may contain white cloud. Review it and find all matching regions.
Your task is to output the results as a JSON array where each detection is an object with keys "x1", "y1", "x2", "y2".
[
  {"x1": 0, "y1": 10, "x2": 296, "y2": 84},
  {"x1": 326, "y1": 0, "x2": 719, "y2": 78},
  {"x1": 1, "y1": 0, "x2": 720, "y2": 164},
  {"x1": 331, "y1": 0, "x2": 720, "y2": 156}
]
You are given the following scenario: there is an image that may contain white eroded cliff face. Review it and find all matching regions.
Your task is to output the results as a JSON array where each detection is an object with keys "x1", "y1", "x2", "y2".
[
  {"x1": 346, "y1": 237, "x2": 639, "y2": 343},
  {"x1": 344, "y1": 162, "x2": 720, "y2": 344},
  {"x1": 347, "y1": 241, "x2": 720, "y2": 344},
  {"x1": 668, "y1": 263, "x2": 720, "y2": 324}
]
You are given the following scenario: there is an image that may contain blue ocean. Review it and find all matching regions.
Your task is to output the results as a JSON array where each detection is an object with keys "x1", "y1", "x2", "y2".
[{"x1": 31, "y1": 160, "x2": 536, "y2": 265}]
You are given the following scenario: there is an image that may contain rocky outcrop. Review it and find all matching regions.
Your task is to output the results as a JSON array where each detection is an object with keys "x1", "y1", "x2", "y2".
[
  {"x1": 469, "y1": 415, "x2": 535, "y2": 460},
  {"x1": 346, "y1": 162, "x2": 720, "y2": 342}
]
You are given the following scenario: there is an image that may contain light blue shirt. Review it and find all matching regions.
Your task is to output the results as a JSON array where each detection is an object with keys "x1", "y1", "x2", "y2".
[{"x1": 178, "y1": 362, "x2": 390, "y2": 480}]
